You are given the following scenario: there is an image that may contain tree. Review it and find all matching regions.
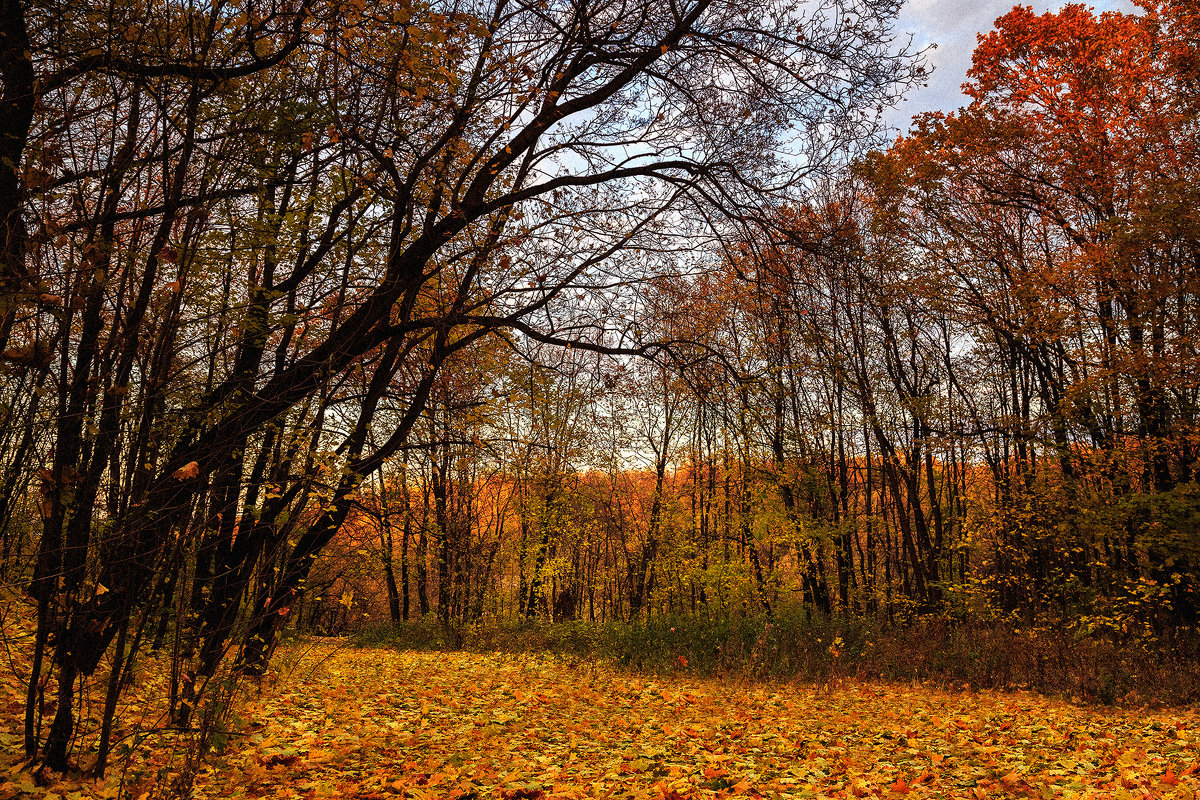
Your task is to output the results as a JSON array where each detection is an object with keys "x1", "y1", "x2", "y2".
[
  {"x1": 855, "y1": 1, "x2": 1200, "y2": 622},
  {"x1": 4, "y1": 0, "x2": 921, "y2": 772}
]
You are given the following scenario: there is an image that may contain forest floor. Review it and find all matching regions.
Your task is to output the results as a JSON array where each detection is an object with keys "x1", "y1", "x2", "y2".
[
  {"x1": 192, "y1": 642, "x2": 1198, "y2": 800},
  {"x1": 4, "y1": 641, "x2": 1200, "y2": 799}
]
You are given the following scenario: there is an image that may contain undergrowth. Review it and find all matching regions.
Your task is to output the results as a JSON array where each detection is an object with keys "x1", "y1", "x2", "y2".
[{"x1": 351, "y1": 610, "x2": 1200, "y2": 706}]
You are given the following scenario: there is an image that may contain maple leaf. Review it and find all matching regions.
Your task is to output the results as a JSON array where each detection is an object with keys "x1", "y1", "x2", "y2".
[
  {"x1": 500, "y1": 788, "x2": 545, "y2": 799},
  {"x1": 173, "y1": 461, "x2": 200, "y2": 480}
]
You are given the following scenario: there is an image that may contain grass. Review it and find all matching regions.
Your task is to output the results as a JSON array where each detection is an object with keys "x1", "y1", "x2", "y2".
[{"x1": 352, "y1": 609, "x2": 1200, "y2": 706}]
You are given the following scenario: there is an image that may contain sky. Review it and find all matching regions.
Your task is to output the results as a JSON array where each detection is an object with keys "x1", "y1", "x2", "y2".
[{"x1": 884, "y1": 0, "x2": 1139, "y2": 132}]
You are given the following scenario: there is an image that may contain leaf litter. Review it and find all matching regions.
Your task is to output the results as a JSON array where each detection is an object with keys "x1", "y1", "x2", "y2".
[{"x1": 184, "y1": 643, "x2": 1200, "y2": 799}]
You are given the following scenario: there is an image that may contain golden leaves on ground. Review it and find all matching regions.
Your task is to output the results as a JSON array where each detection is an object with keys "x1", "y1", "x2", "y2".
[
  {"x1": 0, "y1": 648, "x2": 182, "y2": 800},
  {"x1": 191, "y1": 645, "x2": 1200, "y2": 799}
]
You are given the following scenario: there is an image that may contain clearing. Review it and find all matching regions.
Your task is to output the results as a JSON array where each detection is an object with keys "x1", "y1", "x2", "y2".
[{"x1": 182, "y1": 643, "x2": 1199, "y2": 799}]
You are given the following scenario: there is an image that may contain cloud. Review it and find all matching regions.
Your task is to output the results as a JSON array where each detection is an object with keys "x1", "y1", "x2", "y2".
[{"x1": 883, "y1": 0, "x2": 1139, "y2": 133}]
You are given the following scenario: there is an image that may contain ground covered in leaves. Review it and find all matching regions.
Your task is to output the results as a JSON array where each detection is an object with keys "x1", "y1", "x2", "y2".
[
  {"x1": 184, "y1": 643, "x2": 1200, "y2": 799},
  {"x1": 4, "y1": 641, "x2": 1200, "y2": 799}
]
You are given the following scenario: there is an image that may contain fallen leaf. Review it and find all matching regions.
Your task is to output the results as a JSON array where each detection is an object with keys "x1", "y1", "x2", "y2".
[{"x1": 173, "y1": 461, "x2": 200, "y2": 480}]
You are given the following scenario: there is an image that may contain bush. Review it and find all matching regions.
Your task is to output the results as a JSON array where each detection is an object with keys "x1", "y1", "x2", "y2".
[{"x1": 350, "y1": 609, "x2": 1200, "y2": 705}]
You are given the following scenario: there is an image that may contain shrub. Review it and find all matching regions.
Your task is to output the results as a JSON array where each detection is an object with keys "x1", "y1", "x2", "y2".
[{"x1": 350, "y1": 610, "x2": 1200, "y2": 705}]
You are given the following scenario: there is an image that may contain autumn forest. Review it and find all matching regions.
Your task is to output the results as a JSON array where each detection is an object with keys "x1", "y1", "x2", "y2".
[{"x1": 2, "y1": 0, "x2": 1200, "y2": 794}]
